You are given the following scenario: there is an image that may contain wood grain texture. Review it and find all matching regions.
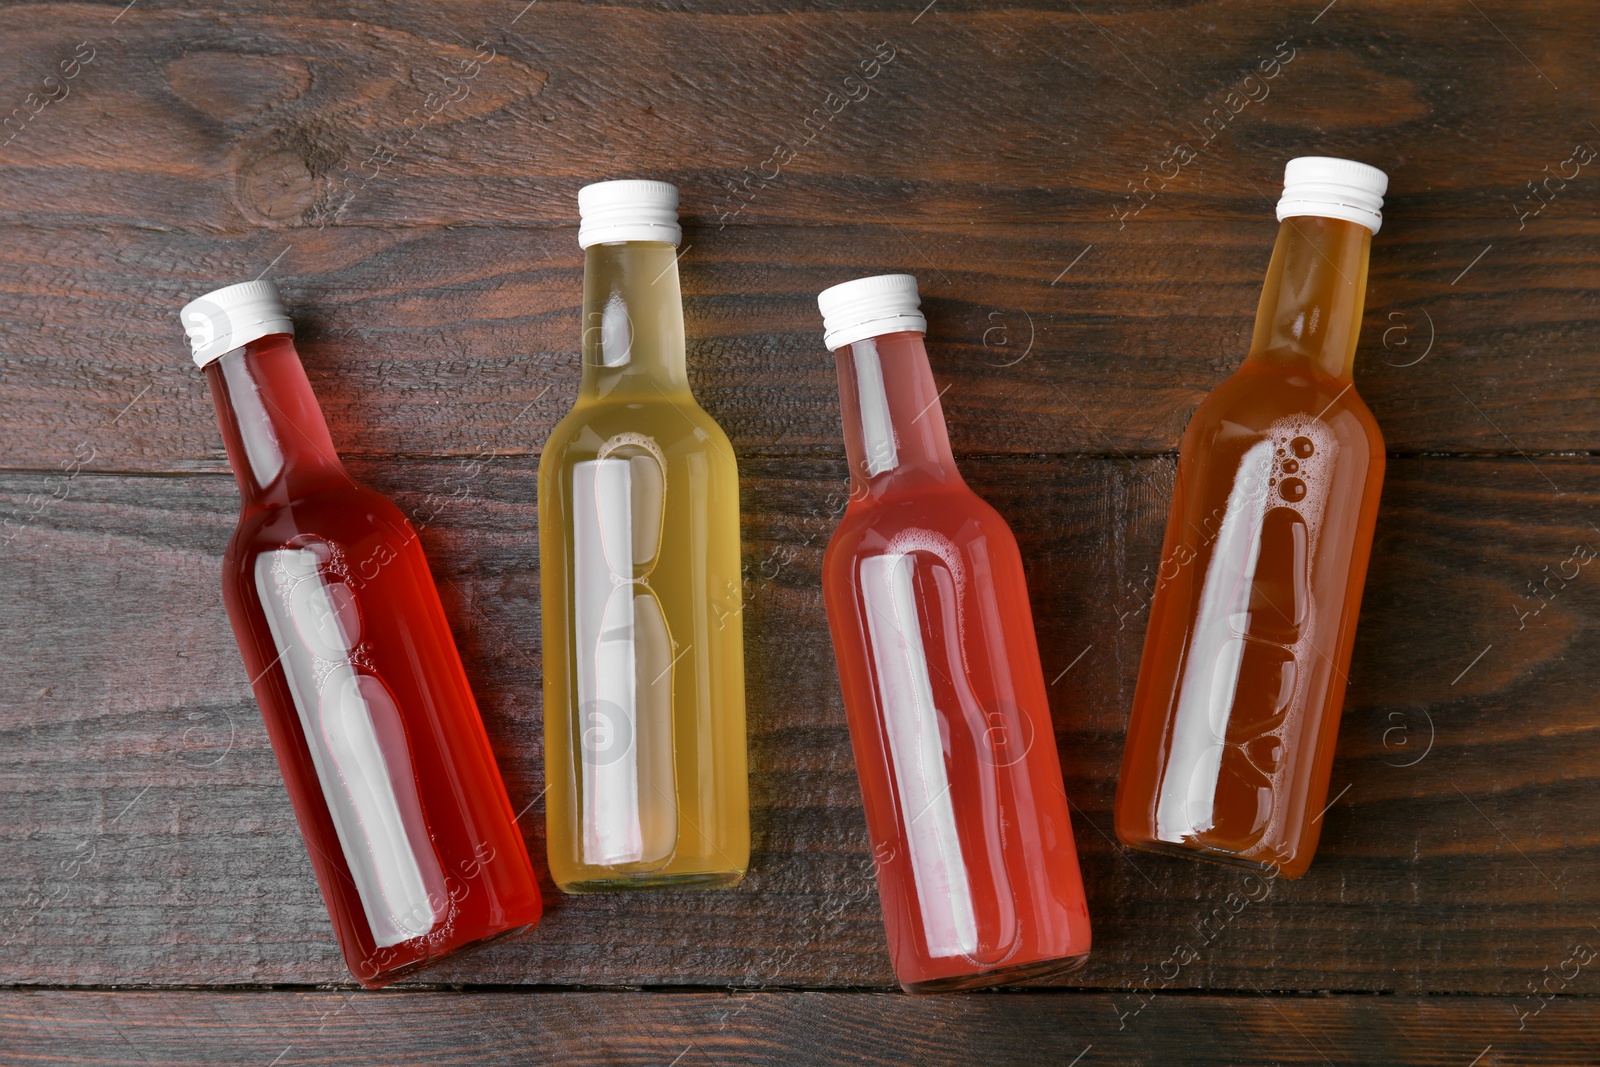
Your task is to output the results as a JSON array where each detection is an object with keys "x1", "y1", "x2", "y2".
[
  {"x1": 0, "y1": 1, "x2": 1598, "y2": 468},
  {"x1": 4, "y1": 455, "x2": 1597, "y2": 993},
  {"x1": 5, "y1": 990, "x2": 1599, "y2": 1066},
  {"x1": 4, "y1": 0, "x2": 1600, "y2": 1050}
]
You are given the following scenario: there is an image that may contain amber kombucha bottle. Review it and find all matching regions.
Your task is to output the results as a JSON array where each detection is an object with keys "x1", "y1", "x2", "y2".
[{"x1": 1115, "y1": 157, "x2": 1389, "y2": 879}]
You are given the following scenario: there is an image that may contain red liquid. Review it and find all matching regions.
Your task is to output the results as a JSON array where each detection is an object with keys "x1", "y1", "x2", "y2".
[
  {"x1": 821, "y1": 330, "x2": 1092, "y2": 992},
  {"x1": 206, "y1": 333, "x2": 542, "y2": 986}
]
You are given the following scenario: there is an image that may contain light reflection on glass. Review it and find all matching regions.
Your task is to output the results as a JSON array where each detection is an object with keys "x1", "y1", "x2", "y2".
[
  {"x1": 851, "y1": 338, "x2": 899, "y2": 476},
  {"x1": 255, "y1": 542, "x2": 443, "y2": 947},
  {"x1": 1155, "y1": 439, "x2": 1275, "y2": 842},
  {"x1": 573, "y1": 445, "x2": 677, "y2": 867},
  {"x1": 221, "y1": 355, "x2": 284, "y2": 489},
  {"x1": 860, "y1": 551, "x2": 978, "y2": 959}
]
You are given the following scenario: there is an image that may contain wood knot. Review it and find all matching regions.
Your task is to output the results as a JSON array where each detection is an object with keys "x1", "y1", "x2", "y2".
[{"x1": 233, "y1": 143, "x2": 318, "y2": 225}]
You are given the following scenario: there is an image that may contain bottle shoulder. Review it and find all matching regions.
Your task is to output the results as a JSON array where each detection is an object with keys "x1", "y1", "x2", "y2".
[
  {"x1": 540, "y1": 393, "x2": 736, "y2": 469},
  {"x1": 825, "y1": 483, "x2": 1015, "y2": 570},
  {"x1": 227, "y1": 481, "x2": 409, "y2": 562},
  {"x1": 1186, "y1": 360, "x2": 1383, "y2": 455}
]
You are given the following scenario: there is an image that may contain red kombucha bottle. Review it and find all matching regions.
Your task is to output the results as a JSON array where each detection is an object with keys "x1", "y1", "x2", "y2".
[
  {"x1": 816, "y1": 274, "x2": 1092, "y2": 993},
  {"x1": 178, "y1": 281, "x2": 542, "y2": 986}
]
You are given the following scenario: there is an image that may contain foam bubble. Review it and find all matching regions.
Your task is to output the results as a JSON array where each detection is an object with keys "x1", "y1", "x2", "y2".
[{"x1": 882, "y1": 527, "x2": 966, "y2": 601}]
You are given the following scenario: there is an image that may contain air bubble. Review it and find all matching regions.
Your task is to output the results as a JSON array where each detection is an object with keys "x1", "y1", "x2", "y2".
[
  {"x1": 1279, "y1": 477, "x2": 1307, "y2": 502},
  {"x1": 1291, "y1": 436, "x2": 1315, "y2": 459},
  {"x1": 1281, "y1": 459, "x2": 1299, "y2": 474}
]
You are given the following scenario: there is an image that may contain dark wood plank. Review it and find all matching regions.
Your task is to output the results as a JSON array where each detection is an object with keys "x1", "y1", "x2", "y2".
[
  {"x1": 6, "y1": 0, "x2": 1600, "y2": 1026},
  {"x1": 5, "y1": 989, "x2": 1599, "y2": 1066},
  {"x1": 4, "y1": 454, "x2": 1597, "y2": 992},
  {"x1": 1, "y1": 216, "x2": 1593, "y2": 468},
  {"x1": 3, "y1": 1, "x2": 1596, "y2": 230},
  {"x1": 1, "y1": 2, "x2": 1598, "y2": 466}
]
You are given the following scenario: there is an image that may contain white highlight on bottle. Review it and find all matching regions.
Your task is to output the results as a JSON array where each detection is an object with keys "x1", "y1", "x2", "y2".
[
  {"x1": 573, "y1": 456, "x2": 676, "y2": 868},
  {"x1": 256, "y1": 548, "x2": 442, "y2": 947},
  {"x1": 860, "y1": 552, "x2": 978, "y2": 959},
  {"x1": 600, "y1": 290, "x2": 633, "y2": 368},
  {"x1": 1154, "y1": 414, "x2": 1341, "y2": 844},
  {"x1": 851, "y1": 337, "x2": 900, "y2": 477},
  {"x1": 219, "y1": 355, "x2": 284, "y2": 490},
  {"x1": 1156, "y1": 439, "x2": 1275, "y2": 842}
]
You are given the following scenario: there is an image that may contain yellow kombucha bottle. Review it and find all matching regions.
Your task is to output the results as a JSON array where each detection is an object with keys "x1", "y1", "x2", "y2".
[{"x1": 539, "y1": 180, "x2": 749, "y2": 892}]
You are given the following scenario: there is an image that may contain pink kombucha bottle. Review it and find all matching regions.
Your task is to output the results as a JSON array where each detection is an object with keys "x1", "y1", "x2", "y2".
[{"x1": 816, "y1": 274, "x2": 1092, "y2": 992}]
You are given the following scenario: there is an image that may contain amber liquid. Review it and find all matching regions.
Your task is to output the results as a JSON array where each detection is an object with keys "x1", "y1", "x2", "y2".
[
  {"x1": 539, "y1": 241, "x2": 749, "y2": 892},
  {"x1": 1115, "y1": 216, "x2": 1386, "y2": 879},
  {"x1": 207, "y1": 334, "x2": 543, "y2": 986}
]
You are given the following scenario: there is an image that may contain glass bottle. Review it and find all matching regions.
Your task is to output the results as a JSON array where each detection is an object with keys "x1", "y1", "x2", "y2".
[
  {"x1": 539, "y1": 180, "x2": 749, "y2": 892},
  {"x1": 817, "y1": 274, "x2": 1092, "y2": 992},
  {"x1": 1114, "y1": 157, "x2": 1389, "y2": 879},
  {"x1": 177, "y1": 280, "x2": 543, "y2": 987}
]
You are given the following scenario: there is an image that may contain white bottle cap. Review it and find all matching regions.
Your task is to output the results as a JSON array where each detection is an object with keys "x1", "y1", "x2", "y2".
[
  {"x1": 578, "y1": 179, "x2": 682, "y2": 248},
  {"x1": 179, "y1": 280, "x2": 294, "y2": 368},
  {"x1": 1276, "y1": 156, "x2": 1388, "y2": 234},
  {"x1": 817, "y1": 273, "x2": 927, "y2": 352}
]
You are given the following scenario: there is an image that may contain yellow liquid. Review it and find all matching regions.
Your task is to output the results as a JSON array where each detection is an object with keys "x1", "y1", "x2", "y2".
[{"x1": 539, "y1": 241, "x2": 749, "y2": 892}]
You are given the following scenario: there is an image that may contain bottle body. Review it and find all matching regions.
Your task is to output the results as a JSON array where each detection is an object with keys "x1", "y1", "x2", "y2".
[
  {"x1": 1115, "y1": 215, "x2": 1386, "y2": 878},
  {"x1": 822, "y1": 330, "x2": 1091, "y2": 992},
  {"x1": 540, "y1": 241, "x2": 749, "y2": 891},
  {"x1": 208, "y1": 334, "x2": 543, "y2": 986}
]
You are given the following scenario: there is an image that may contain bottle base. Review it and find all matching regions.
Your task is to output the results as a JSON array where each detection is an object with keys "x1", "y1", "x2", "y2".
[
  {"x1": 1121, "y1": 836, "x2": 1305, "y2": 879},
  {"x1": 557, "y1": 869, "x2": 746, "y2": 894},
  {"x1": 354, "y1": 920, "x2": 538, "y2": 989},
  {"x1": 900, "y1": 951, "x2": 1091, "y2": 995}
]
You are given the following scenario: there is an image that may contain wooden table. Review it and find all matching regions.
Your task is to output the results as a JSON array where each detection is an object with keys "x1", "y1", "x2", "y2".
[{"x1": 3, "y1": 1, "x2": 1598, "y2": 1063}]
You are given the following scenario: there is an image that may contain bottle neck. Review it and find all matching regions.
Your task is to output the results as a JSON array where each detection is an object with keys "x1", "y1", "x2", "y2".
[
  {"x1": 203, "y1": 333, "x2": 347, "y2": 510},
  {"x1": 834, "y1": 330, "x2": 961, "y2": 499},
  {"x1": 1246, "y1": 215, "x2": 1373, "y2": 380},
  {"x1": 580, "y1": 241, "x2": 688, "y2": 401}
]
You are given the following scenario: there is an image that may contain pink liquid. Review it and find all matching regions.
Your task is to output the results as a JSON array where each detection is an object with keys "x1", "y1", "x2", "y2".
[
  {"x1": 206, "y1": 333, "x2": 542, "y2": 986},
  {"x1": 821, "y1": 330, "x2": 1092, "y2": 992}
]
